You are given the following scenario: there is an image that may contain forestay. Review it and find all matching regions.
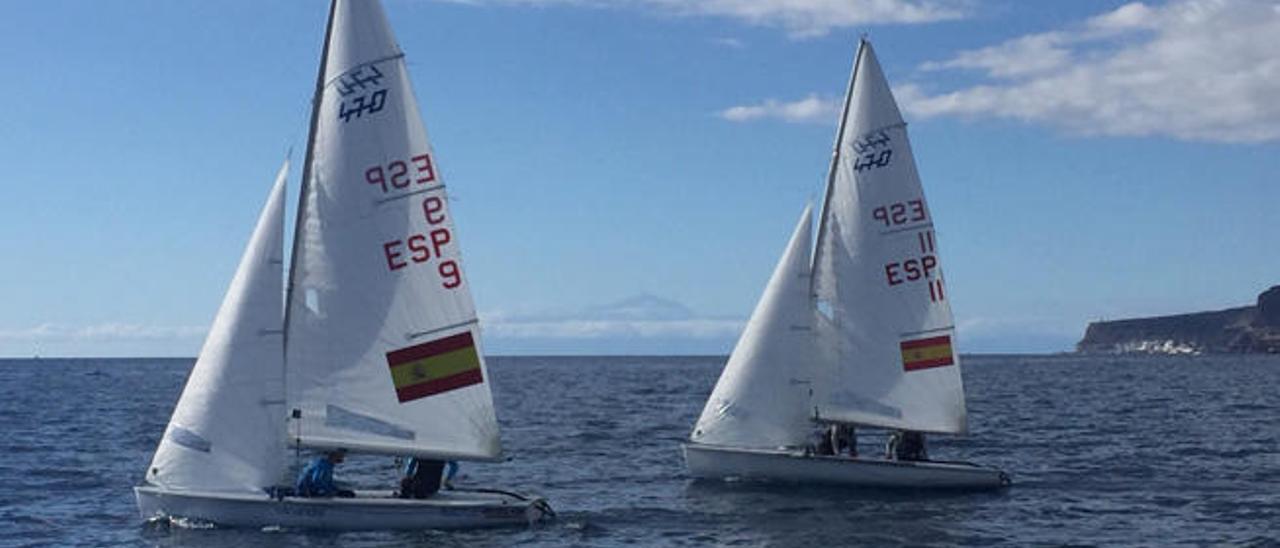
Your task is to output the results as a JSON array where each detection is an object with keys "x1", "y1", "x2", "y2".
[
  {"x1": 811, "y1": 40, "x2": 967, "y2": 434},
  {"x1": 692, "y1": 205, "x2": 817, "y2": 449},
  {"x1": 147, "y1": 162, "x2": 289, "y2": 492},
  {"x1": 285, "y1": 0, "x2": 500, "y2": 460}
]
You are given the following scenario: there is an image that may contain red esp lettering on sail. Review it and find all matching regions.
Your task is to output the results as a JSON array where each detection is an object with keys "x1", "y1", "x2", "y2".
[
  {"x1": 875, "y1": 198, "x2": 946, "y2": 303},
  {"x1": 366, "y1": 153, "x2": 436, "y2": 193},
  {"x1": 374, "y1": 153, "x2": 463, "y2": 289}
]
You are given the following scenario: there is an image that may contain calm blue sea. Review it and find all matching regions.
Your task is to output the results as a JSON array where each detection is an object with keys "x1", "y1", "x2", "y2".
[{"x1": 1, "y1": 355, "x2": 1277, "y2": 547}]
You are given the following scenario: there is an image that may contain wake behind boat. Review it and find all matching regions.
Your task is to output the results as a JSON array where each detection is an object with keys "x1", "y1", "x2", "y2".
[
  {"x1": 684, "y1": 39, "x2": 1008, "y2": 491},
  {"x1": 135, "y1": 0, "x2": 550, "y2": 529}
]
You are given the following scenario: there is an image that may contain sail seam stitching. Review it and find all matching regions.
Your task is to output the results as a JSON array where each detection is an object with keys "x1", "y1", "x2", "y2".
[
  {"x1": 899, "y1": 325, "x2": 954, "y2": 337},
  {"x1": 323, "y1": 53, "x2": 406, "y2": 89},
  {"x1": 879, "y1": 222, "x2": 933, "y2": 235},
  {"x1": 407, "y1": 318, "x2": 479, "y2": 341},
  {"x1": 851, "y1": 121, "x2": 908, "y2": 139},
  {"x1": 375, "y1": 183, "x2": 446, "y2": 205}
]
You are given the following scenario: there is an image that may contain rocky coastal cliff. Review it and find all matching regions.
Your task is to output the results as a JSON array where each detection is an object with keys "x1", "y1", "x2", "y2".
[{"x1": 1077, "y1": 286, "x2": 1280, "y2": 354}]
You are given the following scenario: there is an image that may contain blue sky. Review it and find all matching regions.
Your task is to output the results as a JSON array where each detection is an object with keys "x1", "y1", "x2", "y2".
[{"x1": 1, "y1": 0, "x2": 1276, "y2": 357}]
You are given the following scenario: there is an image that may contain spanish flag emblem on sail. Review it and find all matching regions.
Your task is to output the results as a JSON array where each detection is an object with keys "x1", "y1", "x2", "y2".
[
  {"x1": 900, "y1": 335, "x2": 955, "y2": 372},
  {"x1": 386, "y1": 332, "x2": 484, "y2": 403}
]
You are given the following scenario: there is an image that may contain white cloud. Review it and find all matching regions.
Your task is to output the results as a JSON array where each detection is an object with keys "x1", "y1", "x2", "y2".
[
  {"x1": 711, "y1": 36, "x2": 746, "y2": 48},
  {"x1": 902, "y1": 0, "x2": 1280, "y2": 143},
  {"x1": 0, "y1": 322, "x2": 207, "y2": 341},
  {"x1": 441, "y1": 0, "x2": 967, "y2": 37},
  {"x1": 920, "y1": 32, "x2": 1072, "y2": 78},
  {"x1": 719, "y1": 94, "x2": 839, "y2": 123}
]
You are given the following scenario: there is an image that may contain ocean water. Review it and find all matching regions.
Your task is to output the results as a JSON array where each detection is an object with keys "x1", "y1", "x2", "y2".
[{"x1": 1, "y1": 355, "x2": 1277, "y2": 547}]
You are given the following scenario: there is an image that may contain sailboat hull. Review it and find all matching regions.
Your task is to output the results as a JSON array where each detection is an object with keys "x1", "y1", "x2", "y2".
[
  {"x1": 135, "y1": 485, "x2": 552, "y2": 531},
  {"x1": 683, "y1": 443, "x2": 1009, "y2": 490}
]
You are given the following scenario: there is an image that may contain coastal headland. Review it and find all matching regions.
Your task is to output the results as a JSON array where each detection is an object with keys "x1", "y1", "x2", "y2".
[{"x1": 1077, "y1": 286, "x2": 1280, "y2": 355}]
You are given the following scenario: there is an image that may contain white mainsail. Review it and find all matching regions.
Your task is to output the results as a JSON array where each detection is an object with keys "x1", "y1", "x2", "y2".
[
  {"x1": 146, "y1": 162, "x2": 289, "y2": 493},
  {"x1": 692, "y1": 205, "x2": 816, "y2": 449},
  {"x1": 811, "y1": 40, "x2": 967, "y2": 434},
  {"x1": 284, "y1": 0, "x2": 500, "y2": 460}
]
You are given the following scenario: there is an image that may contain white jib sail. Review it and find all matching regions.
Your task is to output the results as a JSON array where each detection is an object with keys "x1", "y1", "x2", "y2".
[
  {"x1": 146, "y1": 161, "x2": 289, "y2": 493},
  {"x1": 811, "y1": 40, "x2": 967, "y2": 434},
  {"x1": 692, "y1": 205, "x2": 817, "y2": 449},
  {"x1": 284, "y1": 0, "x2": 500, "y2": 460}
]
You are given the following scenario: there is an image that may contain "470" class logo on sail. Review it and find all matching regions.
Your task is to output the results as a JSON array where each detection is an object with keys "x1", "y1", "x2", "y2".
[
  {"x1": 335, "y1": 65, "x2": 389, "y2": 123},
  {"x1": 851, "y1": 129, "x2": 894, "y2": 172}
]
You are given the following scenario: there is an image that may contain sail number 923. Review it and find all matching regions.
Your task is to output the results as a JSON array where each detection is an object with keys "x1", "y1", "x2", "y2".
[{"x1": 382, "y1": 195, "x2": 462, "y2": 289}]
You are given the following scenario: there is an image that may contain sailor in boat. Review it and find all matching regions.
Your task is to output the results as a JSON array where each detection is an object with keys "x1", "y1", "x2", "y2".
[
  {"x1": 807, "y1": 423, "x2": 859, "y2": 458},
  {"x1": 810, "y1": 424, "x2": 836, "y2": 456},
  {"x1": 886, "y1": 430, "x2": 928, "y2": 461},
  {"x1": 443, "y1": 460, "x2": 459, "y2": 490},
  {"x1": 296, "y1": 448, "x2": 355, "y2": 498},
  {"x1": 834, "y1": 424, "x2": 857, "y2": 457},
  {"x1": 399, "y1": 457, "x2": 459, "y2": 499}
]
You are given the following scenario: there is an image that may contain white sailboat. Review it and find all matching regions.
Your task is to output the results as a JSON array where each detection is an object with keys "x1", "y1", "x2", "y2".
[
  {"x1": 683, "y1": 39, "x2": 1009, "y2": 490},
  {"x1": 136, "y1": 0, "x2": 552, "y2": 529}
]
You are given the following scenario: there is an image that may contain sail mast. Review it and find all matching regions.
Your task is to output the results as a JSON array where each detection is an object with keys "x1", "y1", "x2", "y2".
[
  {"x1": 811, "y1": 37, "x2": 866, "y2": 280},
  {"x1": 283, "y1": 0, "x2": 339, "y2": 362}
]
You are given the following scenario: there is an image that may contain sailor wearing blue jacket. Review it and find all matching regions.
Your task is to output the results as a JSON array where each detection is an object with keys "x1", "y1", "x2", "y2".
[{"x1": 296, "y1": 448, "x2": 355, "y2": 497}]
